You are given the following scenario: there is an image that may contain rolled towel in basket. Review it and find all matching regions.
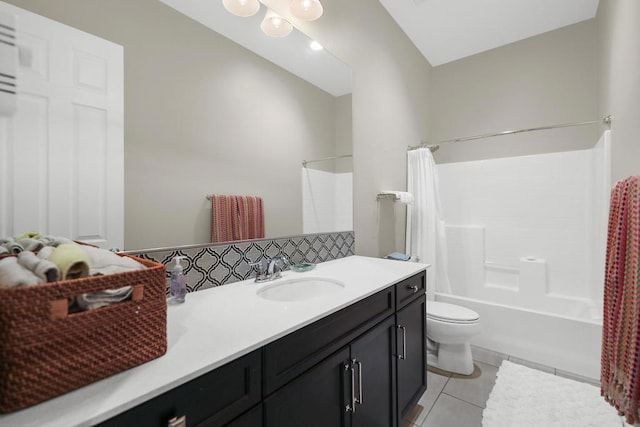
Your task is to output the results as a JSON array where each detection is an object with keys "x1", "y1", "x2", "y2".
[
  {"x1": 1, "y1": 239, "x2": 24, "y2": 254},
  {"x1": 37, "y1": 246, "x2": 54, "y2": 260},
  {"x1": 17, "y1": 251, "x2": 60, "y2": 283},
  {"x1": 16, "y1": 238, "x2": 44, "y2": 252},
  {"x1": 76, "y1": 286, "x2": 133, "y2": 311},
  {"x1": 79, "y1": 245, "x2": 145, "y2": 275},
  {"x1": 38, "y1": 235, "x2": 73, "y2": 247},
  {"x1": 14, "y1": 232, "x2": 42, "y2": 241},
  {"x1": 73, "y1": 247, "x2": 143, "y2": 311},
  {"x1": 0, "y1": 256, "x2": 42, "y2": 287},
  {"x1": 47, "y1": 244, "x2": 90, "y2": 280}
]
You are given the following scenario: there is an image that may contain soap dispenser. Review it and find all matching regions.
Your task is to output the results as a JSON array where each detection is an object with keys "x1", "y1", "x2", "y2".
[{"x1": 168, "y1": 256, "x2": 187, "y2": 304}]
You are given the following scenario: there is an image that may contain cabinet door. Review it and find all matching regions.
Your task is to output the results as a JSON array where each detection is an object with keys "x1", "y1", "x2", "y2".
[
  {"x1": 396, "y1": 295, "x2": 427, "y2": 425},
  {"x1": 350, "y1": 316, "x2": 397, "y2": 427},
  {"x1": 264, "y1": 347, "x2": 351, "y2": 427}
]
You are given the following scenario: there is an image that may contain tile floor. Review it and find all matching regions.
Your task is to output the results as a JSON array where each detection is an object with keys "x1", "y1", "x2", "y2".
[
  {"x1": 403, "y1": 361, "x2": 498, "y2": 427},
  {"x1": 403, "y1": 350, "x2": 601, "y2": 427}
]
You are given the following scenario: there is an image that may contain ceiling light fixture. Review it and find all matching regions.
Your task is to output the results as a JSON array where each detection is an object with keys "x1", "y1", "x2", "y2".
[
  {"x1": 222, "y1": 0, "x2": 323, "y2": 37},
  {"x1": 309, "y1": 40, "x2": 323, "y2": 51},
  {"x1": 261, "y1": 9, "x2": 293, "y2": 38},
  {"x1": 222, "y1": 0, "x2": 260, "y2": 17},
  {"x1": 289, "y1": 0, "x2": 323, "y2": 21}
]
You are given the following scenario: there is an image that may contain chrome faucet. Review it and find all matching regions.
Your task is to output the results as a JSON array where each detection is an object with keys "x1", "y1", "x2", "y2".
[
  {"x1": 267, "y1": 255, "x2": 290, "y2": 278},
  {"x1": 249, "y1": 255, "x2": 290, "y2": 283}
]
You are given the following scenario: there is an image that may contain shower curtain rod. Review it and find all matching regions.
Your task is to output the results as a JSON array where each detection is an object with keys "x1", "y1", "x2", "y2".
[
  {"x1": 408, "y1": 115, "x2": 612, "y2": 152},
  {"x1": 302, "y1": 154, "x2": 352, "y2": 167}
]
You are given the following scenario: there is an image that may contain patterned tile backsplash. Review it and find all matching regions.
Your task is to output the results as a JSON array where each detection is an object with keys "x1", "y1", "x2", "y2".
[{"x1": 127, "y1": 231, "x2": 355, "y2": 293}]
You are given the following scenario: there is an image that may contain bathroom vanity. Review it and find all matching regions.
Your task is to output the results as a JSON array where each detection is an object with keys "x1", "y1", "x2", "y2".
[{"x1": 0, "y1": 256, "x2": 427, "y2": 427}]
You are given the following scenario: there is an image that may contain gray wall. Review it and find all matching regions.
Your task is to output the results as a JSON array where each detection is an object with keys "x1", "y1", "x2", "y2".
[
  {"x1": 427, "y1": 1, "x2": 640, "y2": 188},
  {"x1": 12, "y1": 1, "x2": 627, "y2": 259},
  {"x1": 334, "y1": 94, "x2": 353, "y2": 174},
  {"x1": 6, "y1": 0, "x2": 343, "y2": 250},
  {"x1": 296, "y1": 0, "x2": 432, "y2": 257},
  {"x1": 597, "y1": 0, "x2": 640, "y2": 183},
  {"x1": 429, "y1": 20, "x2": 600, "y2": 164}
]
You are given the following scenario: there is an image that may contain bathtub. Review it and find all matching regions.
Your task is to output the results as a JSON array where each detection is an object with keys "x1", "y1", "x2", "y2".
[
  {"x1": 435, "y1": 292, "x2": 603, "y2": 380},
  {"x1": 433, "y1": 132, "x2": 611, "y2": 382}
]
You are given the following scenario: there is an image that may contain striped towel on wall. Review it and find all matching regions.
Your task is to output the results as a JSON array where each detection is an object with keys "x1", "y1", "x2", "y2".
[
  {"x1": 210, "y1": 195, "x2": 265, "y2": 243},
  {"x1": 601, "y1": 176, "x2": 640, "y2": 424}
]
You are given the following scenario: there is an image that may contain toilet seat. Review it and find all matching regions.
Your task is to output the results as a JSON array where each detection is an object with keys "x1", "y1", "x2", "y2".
[{"x1": 427, "y1": 301, "x2": 479, "y2": 324}]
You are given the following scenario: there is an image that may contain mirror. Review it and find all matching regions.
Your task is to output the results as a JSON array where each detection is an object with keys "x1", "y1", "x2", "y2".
[{"x1": 2, "y1": 0, "x2": 353, "y2": 251}]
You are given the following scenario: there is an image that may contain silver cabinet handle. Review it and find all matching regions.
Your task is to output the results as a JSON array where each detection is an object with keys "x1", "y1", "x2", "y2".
[
  {"x1": 354, "y1": 359, "x2": 363, "y2": 406},
  {"x1": 168, "y1": 416, "x2": 186, "y2": 427},
  {"x1": 408, "y1": 285, "x2": 419, "y2": 293},
  {"x1": 345, "y1": 361, "x2": 357, "y2": 412},
  {"x1": 397, "y1": 325, "x2": 407, "y2": 359}
]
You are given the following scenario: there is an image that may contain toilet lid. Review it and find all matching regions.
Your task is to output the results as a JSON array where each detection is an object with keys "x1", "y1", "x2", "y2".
[{"x1": 427, "y1": 301, "x2": 479, "y2": 323}]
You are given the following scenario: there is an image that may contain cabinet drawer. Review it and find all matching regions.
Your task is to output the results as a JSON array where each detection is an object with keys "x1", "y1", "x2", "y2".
[
  {"x1": 98, "y1": 349, "x2": 262, "y2": 427},
  {"x1": 263, "y1": 286, "x2": 395, "y2": 395},
  {"x1": 224, "y1": 404, "x2": 262, "y2": 427},
  {"x1": 395, "y1": 271, "x2": 426, "y2": 309},
  {"x1": 192, "y1": 349, "x2": 261, "y2": 427}
]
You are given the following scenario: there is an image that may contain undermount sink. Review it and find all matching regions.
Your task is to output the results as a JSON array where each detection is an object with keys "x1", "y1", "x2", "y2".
[{"x1": 256, "y1": 277, "x2": 345, "y2": 302}]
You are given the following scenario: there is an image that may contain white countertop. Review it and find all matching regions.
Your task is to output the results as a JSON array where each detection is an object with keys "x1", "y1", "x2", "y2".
[{"x1": 0, "y1": 255, "x2": 428, "y2": 427}]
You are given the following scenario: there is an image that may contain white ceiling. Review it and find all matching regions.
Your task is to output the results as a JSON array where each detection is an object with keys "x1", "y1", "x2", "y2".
[
  {"x1": 161, "y1": 0, "x2": 600, "y2": 91},
  {"x1": 378, "y1": 0, "x2": 600, "y2": 66},
  {"x1": 159, "y1": 0, "x2": 352, "y2": 97}
]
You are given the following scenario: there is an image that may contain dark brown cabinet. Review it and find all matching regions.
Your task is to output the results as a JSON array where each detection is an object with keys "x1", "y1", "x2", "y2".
[
  {"x1": 263, "y1": 316, "x2": 398, "y2": 427},
  {"x1": 350, "y1": 315, "x2": 397, "y2": 427},
  {"x1": 264, "y1": 272, "x2": 426, "y2": 427},
  {"x1": 396, "y1": 295, "x2": 427, "y2": 425},
  {"x1": 98, "y1": 271, "x2": 426, "y2": 427}
]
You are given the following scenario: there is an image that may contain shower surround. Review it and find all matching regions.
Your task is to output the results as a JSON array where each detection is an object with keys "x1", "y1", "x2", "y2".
[
  {"x1": 302, "y1": 168, "x2": 353, "y2": 234},
  {"x1": 435, "y1": 131, "x2": 610, "y2": 379}
]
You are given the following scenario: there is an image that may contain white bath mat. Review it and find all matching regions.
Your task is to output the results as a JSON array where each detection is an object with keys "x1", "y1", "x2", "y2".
[{"x1": 482, "y1": 361, "x2": 623, "y2": 427}]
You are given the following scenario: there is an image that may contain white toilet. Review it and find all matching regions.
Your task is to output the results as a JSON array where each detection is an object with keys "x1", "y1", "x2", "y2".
[{"x1": 426, "y1": 301, "x2": 480, "y2": 376}]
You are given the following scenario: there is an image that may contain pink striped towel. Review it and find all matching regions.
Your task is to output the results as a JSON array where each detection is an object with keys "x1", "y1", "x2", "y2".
[
  {"x1": 210, "y1": 195, "x2": 265, "y2": 243},
  {"x1": 601, "y1": 176, "x2": 640, "y2": 424}
]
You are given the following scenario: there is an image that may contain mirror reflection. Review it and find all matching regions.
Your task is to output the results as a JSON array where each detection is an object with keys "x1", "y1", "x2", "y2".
[{"x1": 0, "y1": 0, "x2": 353, "y2": 251}]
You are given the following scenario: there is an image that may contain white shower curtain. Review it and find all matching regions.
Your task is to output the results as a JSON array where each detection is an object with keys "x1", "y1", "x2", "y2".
[{"x1": 406, "y1": 148, "x2": 452, "y2": 296}]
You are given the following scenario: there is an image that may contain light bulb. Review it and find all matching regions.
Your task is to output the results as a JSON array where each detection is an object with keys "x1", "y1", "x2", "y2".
[
  {"x1": 310, "y1": 41, "x2": 323, "y2": 51},
  {"x1": 289, "y1": 0, "x2": 323, "y2": 21},
  {"x1": 222, "y1": 0, "x2": 260, "y2": 17},
  {"x1": 260, "y1": 9, "x2": 293, "y2": 38}
]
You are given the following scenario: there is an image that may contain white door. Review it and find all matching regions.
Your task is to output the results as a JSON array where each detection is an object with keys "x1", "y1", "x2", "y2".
[{"x1": 0, "y1": 1, "x2": 124, "y2": 249}]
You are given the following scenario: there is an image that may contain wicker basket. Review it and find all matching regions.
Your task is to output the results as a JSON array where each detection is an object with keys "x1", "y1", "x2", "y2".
[{"x1": 0, "y1": 255, "x2": 167, "y2": 413}]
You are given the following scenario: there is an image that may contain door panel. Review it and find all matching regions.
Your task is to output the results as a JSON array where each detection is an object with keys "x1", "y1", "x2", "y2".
[
  {"x1": 264, "y1": 347, "x2": 351, "y2": 427},
  {"x1": 351, "y1": 316, "x2": 397, "y2": 427},
  {"x1": 0, "y1": 2, "x2": 123, "y2": 248},
  {"x1": 396, "y1": 295, "x2": 427, "y2": 425}
]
